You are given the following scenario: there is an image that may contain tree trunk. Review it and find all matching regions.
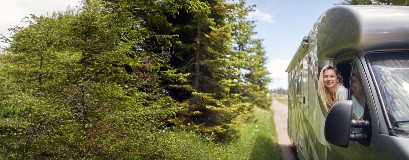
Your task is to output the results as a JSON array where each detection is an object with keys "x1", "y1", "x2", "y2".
[{"x1": 194, "y1": 26, "x2": 201, "y2": 90}]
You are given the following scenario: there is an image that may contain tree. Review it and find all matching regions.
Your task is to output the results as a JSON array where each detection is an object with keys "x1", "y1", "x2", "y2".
[
  {"x1": 272, "y1": 88, "x2": 288, "y2": 95},
  {"x1": 101, "y1": 0, "x2": 272, "y2": 141},
  {"x1": 340, "y1": 0, "x2": 372, "y2": 4},
  {"x1": 0, "y1": 0, "x2": 273, "y2": 158},
  {"x1": 228, "y1": 2, "x2": 272, "y2": 110},
  {"x1": 1, "y1": 0, "x2": 185, "y2": 158},
  {"x1": 375, "y1": 0, "x2": 409, "y2": 5},
  {"x1": 340, "y1": 0, "x2": 409, "y2": 5}
]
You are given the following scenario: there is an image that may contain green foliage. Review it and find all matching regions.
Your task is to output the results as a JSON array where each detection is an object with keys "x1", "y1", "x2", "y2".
[
  {"x1": 339, "y1": 0, "x2": 373, "y2": 4},
  {"x1": 147, "y1": 107, "x2": 282, "y2": 160},
  {"x1": 273, "y1": 94, "x2": 288, "y2": 106},
  {"x1": 0, "y1": 0, "x2": 273, "y2": 158},
  {"x1": 163, "y1": 0, "x2": 272, "y2": 141},
  {"x1": 1, "y1": 0, "x2": 185, "y2": 158},
  {"x1": 341, "y1": 0, "x2": 409, "y2": 5}
]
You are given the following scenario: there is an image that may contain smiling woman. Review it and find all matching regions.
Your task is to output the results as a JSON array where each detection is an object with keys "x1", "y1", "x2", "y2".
[
  {"x1": 287, "y1": 5, "x2": 409, "y2": 159},
  {"x1": 318, "y1": 65, "x2": 348, "y2": 112}
]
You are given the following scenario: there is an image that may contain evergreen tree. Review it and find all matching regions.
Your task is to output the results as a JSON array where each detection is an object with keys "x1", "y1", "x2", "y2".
[
  {"x1": 341, "y1": 0, "x2": 409, "y2": 5},
  {"x1": 243, "y1": 39, "x2": 272, "y2": 109},
  {"x1": 164, "y1": 0, "x2": 250, "y2": 141},
  {"x1": 340, "y1": 0, "x2": 372, "y2": 4},
  {"x1": 228, "y1": 2, "x2": 272, "y2": 109},
  {"x1": 102, "y1": 0, "x2": 272, "y2": 141},
  {"x1": 0, "y1": 0, "x2": 273, "y2": 158},
  {"x1": 1, "y1": 0, "x2": 185, "y2": 158}
]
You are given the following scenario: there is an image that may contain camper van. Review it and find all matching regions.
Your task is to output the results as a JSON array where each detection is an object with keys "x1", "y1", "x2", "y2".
[{"x1": 286, "y1": 5, "x2": 409, "y2": 160}]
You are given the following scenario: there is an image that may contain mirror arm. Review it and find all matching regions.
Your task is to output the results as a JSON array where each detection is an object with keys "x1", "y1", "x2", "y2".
[
  {"x1": 350, "y1": 133, "x2": 367, "y2": 141},
  {"x1": 351, "y1": 120, "x2": 370, "y2": 128},
  {"x1": 350, "y1": 120, "x2": 370, "y2": 141}
]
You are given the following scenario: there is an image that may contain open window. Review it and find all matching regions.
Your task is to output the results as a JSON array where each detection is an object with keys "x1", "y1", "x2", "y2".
[
  {"x1": 335, "y1": 61, "x2": 353, "y2": 98},
  {"x1": 336, "y1": 60, "x2": 369, "y2": 136},
  {"x1": 350, "y1": 63, "x2": 367, "y2": 121}
]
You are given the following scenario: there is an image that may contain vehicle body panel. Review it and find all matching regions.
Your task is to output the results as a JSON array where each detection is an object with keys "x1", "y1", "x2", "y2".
[{"x1": 286, "y1": 5, "x2": 409, "y2": 160}]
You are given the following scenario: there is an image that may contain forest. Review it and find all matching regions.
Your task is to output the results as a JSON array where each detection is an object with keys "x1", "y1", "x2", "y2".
[
  {"x1": 0, "y1": 0, "x2": 273, "y2": 159},
  {"x1": 341, "y1": 0, "x2": 409, "y2": 5}
]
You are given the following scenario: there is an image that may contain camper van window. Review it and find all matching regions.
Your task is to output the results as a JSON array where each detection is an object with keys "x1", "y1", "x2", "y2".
[
  {"x1": 347, "y1": 63, "x2": 366, "y2": 135},
  {"x1": 336, "y1": 62, "x2": 353, "y2": 90},
  {"x1": 318, "y1": 65, "x2": 348, "y2": 112},
  {"x1": 350, "y1": 70, "x2": 365, "y2": 121},
  {"x1": 368, "y1": 52, "x2": 409, "y2": 131}
]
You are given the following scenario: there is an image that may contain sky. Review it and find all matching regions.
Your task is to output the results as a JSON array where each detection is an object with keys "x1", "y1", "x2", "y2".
[
  {"x1": 0, "y1": 0, "x2": 345, "y2": 90},
  {"x1": 0, "y1": 0, "x2": 82, "y2": 47},
  {"x1": 246, "y1": 0, "x2": 345, "y2": 89}
]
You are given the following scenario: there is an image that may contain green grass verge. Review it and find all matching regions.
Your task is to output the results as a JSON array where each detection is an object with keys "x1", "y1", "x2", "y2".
[
  {"x1": 159, "y1": 107, "x2": 282, "y2": 160},
  {"x1": 273, "y1": 95, "x2": 288, "y2": 105}
]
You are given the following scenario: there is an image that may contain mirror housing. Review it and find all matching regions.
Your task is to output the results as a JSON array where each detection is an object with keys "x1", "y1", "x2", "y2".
[{"x1": 325, "y1": 100, "x2": 353, "y2": 148}]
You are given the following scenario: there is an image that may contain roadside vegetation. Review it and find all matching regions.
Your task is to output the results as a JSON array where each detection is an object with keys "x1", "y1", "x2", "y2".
[
  {"x1": 273, "y1": 94, "x2": 288, "y2": 105},
  {"x1": 0, "y1": 0, "x2": 273, "y2": 159},
  {"x1": 153, "y1": 107, "x2": 282, "y2": 160}
]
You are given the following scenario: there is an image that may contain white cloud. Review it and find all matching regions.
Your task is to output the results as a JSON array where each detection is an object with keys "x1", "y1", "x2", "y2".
[
  {"x1": 248, "y1": 8, "x2": 274, "y2": 23},
  {"x1": 266, "y1": 58, "x2": 290, "y2": 89},
  {"x1": 0, "y1": 1, "x2": 26, "y2": 36},
  {"x1": 267, "y1": 59, "x2": 290, "y2": 78},
  {"x1": 0, "y1": 0, "x2": 82, "y2": 47}
]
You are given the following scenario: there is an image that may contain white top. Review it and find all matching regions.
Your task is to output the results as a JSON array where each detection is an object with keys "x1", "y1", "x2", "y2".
[{"x1": 336, "y1": 84, "x2": 348, "y2": 101}]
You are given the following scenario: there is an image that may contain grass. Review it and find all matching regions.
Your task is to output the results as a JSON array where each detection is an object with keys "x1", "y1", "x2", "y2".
[
  {"x1": 161, "y1": 107, "x2": 282, "y2": 160},
  {"x1": 273, "y1": 94, "x2": 288, "y2": 105}
]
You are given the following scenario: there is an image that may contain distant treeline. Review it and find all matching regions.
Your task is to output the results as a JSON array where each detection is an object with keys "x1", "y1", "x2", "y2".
[
  {"x1": 272, "y1": 88, "x2": 288, "y2": 94},
  {"x1": 0, "y1": 0, "x2": 271, "y2": 159}
]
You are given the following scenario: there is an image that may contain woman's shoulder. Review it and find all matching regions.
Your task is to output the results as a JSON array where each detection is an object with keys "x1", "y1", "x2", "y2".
[
  {"x1": 337, "y1": 84, "x2": 348, "y2": 93},
  {"x1": 337, "y1": 84, "x2": 348, "y2": 100}
]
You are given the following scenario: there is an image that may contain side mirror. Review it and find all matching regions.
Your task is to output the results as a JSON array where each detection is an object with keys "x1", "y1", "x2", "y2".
[{"x1": 325, "y1": 100, "x2": 353, "y2": 148}]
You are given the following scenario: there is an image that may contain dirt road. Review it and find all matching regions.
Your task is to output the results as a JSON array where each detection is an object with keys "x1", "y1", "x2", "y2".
[{"x1": 271, "y1": 100, "x2": 297, "y2": 160}]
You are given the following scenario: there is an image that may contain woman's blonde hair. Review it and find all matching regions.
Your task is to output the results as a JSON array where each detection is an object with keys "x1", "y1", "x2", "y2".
[{"x1": 318, "y1": 65, "x2": 343, "y2": 111}]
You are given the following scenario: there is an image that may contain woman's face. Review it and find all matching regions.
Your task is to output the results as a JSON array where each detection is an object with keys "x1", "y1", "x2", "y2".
[
  {"x1": 351, "y1": 74, "x2": 361, "y2": 95},
  {"x1": 323, "y1": 69, "x2": 339, "y2": 90}
]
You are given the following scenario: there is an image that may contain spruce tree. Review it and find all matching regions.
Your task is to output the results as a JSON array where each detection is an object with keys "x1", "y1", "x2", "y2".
[{"x1": 0, "y1": 0, "x2": 185, "y2": 158}]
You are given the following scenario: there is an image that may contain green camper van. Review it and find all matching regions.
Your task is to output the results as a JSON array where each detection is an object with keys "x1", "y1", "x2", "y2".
[{"x1": 287, "y1": 5, "x2": 409, "y2": 160}]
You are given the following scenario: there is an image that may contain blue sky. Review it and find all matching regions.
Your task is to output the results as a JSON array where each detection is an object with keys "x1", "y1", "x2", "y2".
[
  {"x1": 246, "y1": 0, "x2": 345, "y2": 89},
  {"x1": 0, "y1": 0, "x2": 345, "y2": 90}
]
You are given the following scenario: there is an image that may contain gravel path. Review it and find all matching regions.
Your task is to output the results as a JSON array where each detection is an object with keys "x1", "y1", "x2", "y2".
[{"x1": 271, "y1": 100, "x2": 297, "y2": 160}]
